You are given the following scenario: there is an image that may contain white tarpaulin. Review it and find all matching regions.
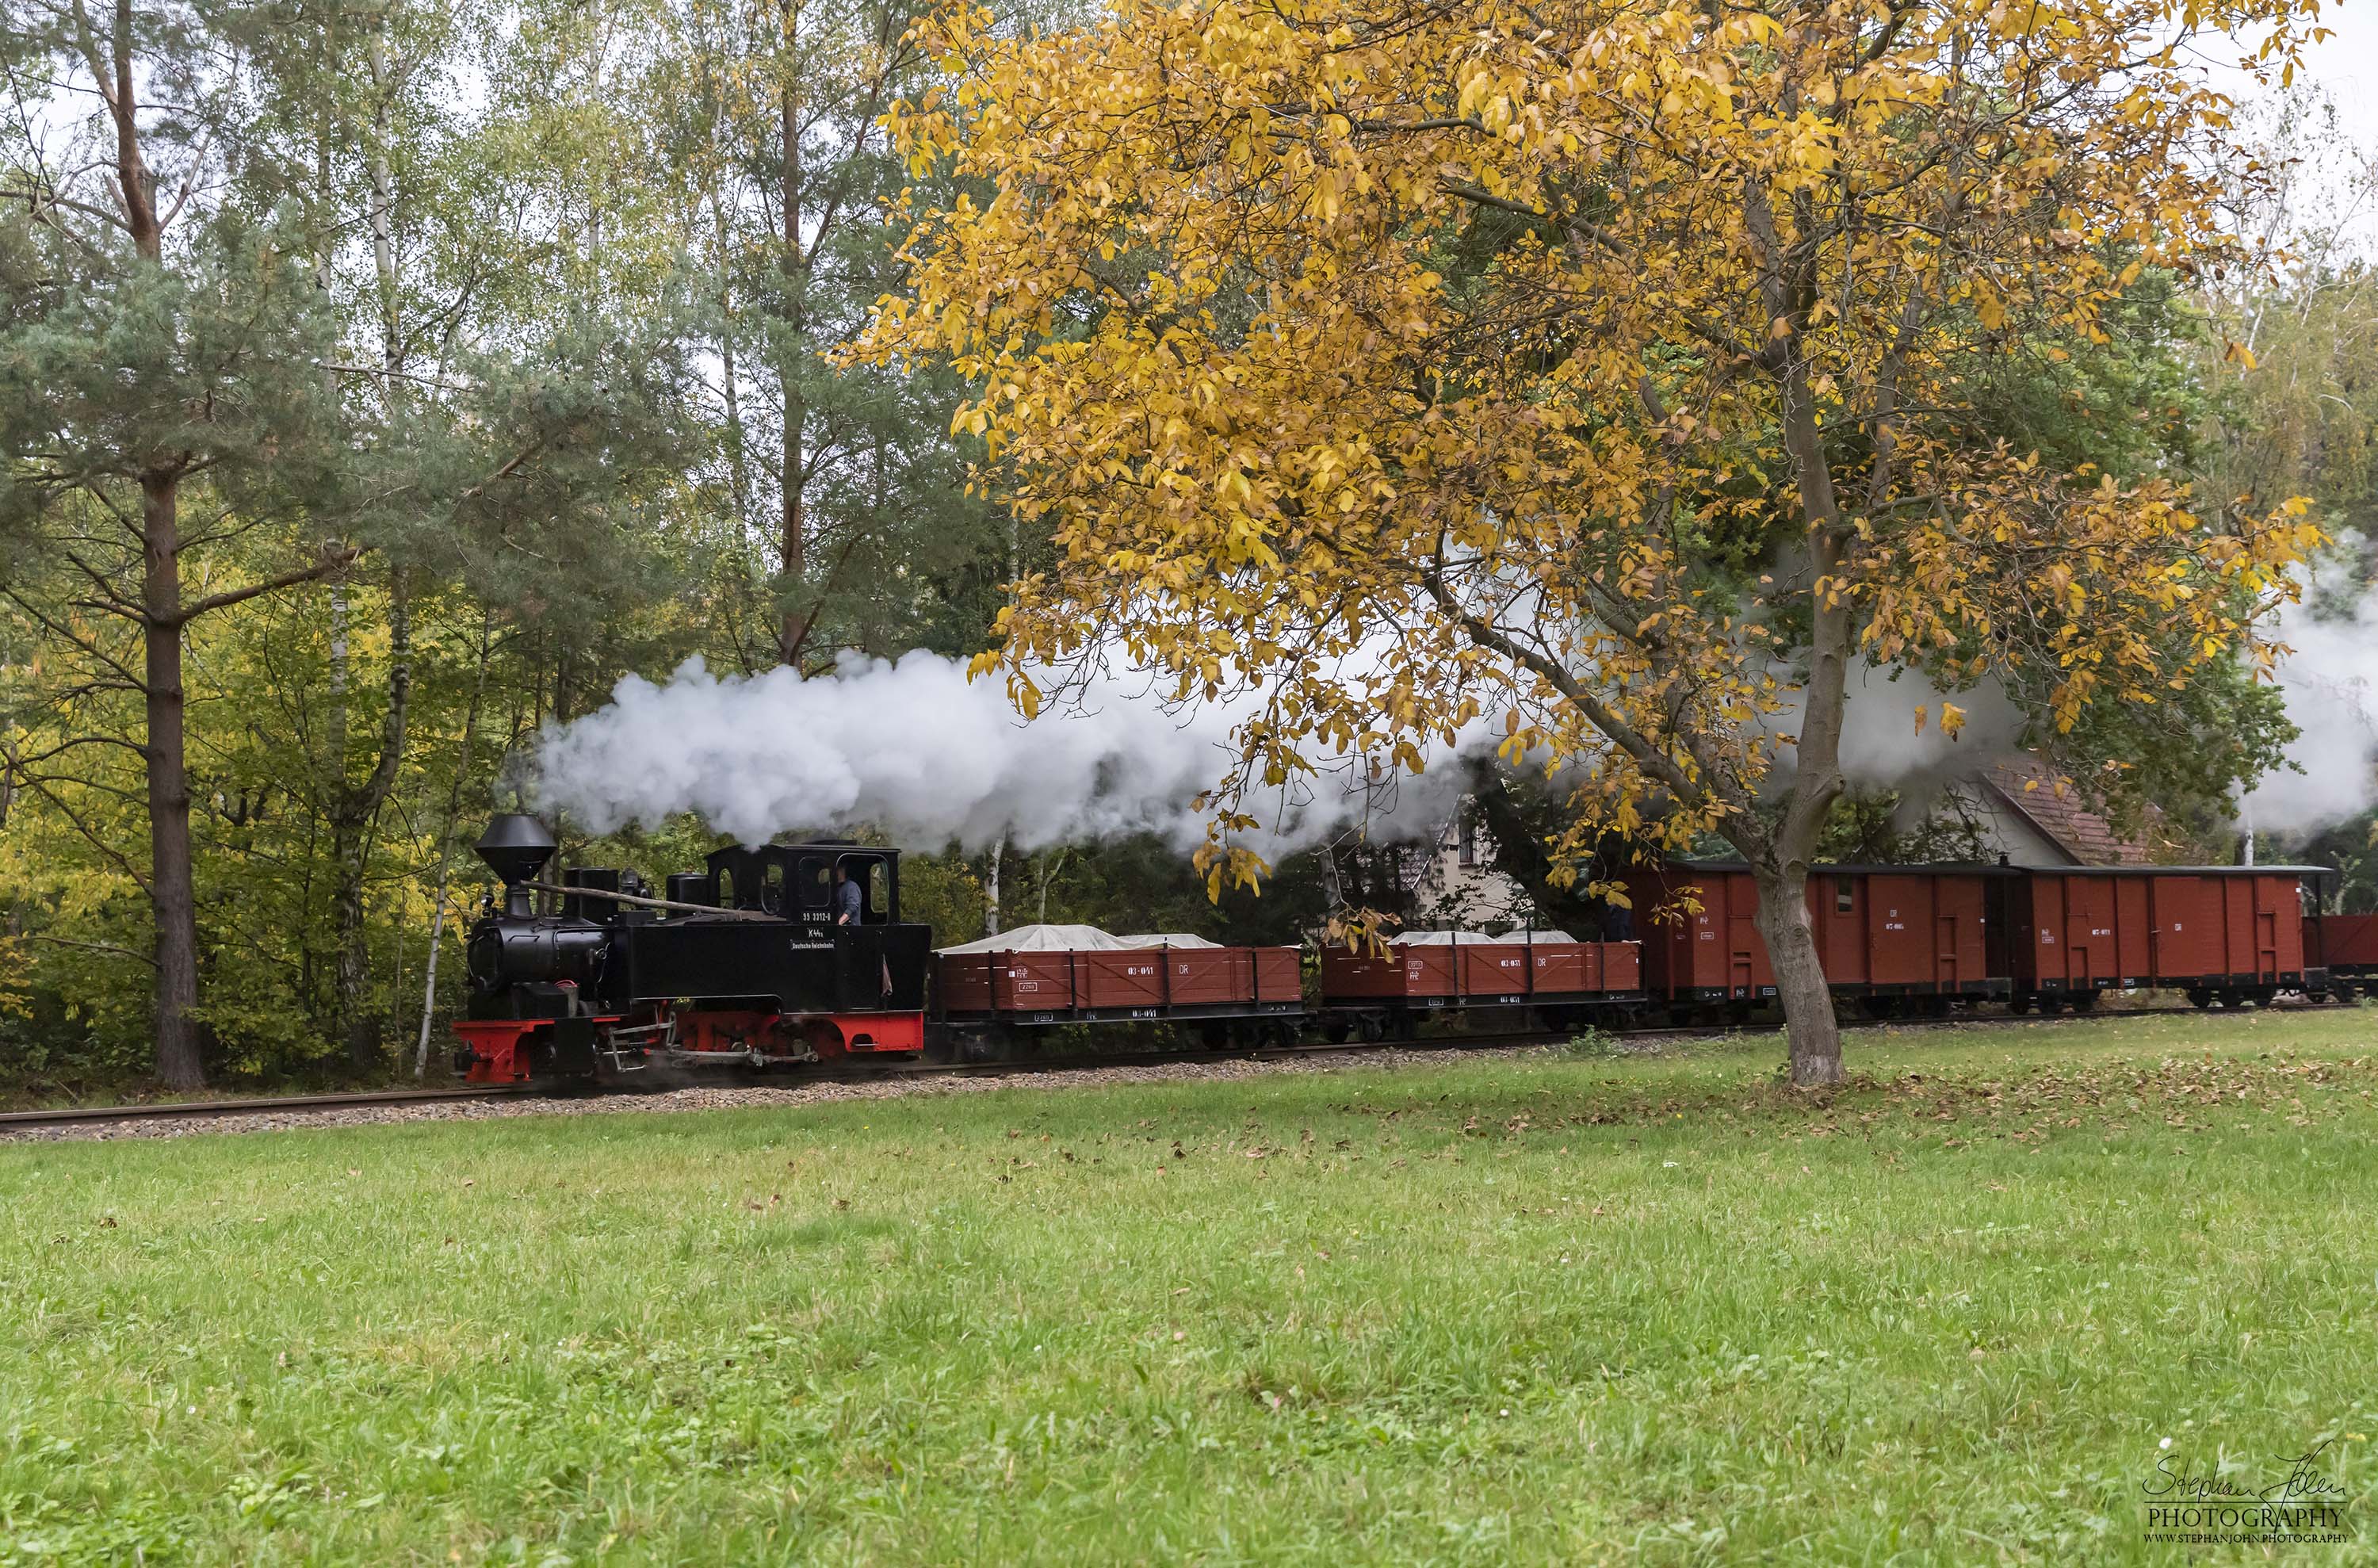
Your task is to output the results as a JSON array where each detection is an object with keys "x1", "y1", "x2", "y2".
[
  {"x1": 1114, "y1": 933, "x2": 1222, "y2": 948},
  {"x1": 1394, "y1": 929, "x2": 1577, "y2": 945},
  {"x1": 935, "y1": 923, "x2": 1138, "y2": 954}
]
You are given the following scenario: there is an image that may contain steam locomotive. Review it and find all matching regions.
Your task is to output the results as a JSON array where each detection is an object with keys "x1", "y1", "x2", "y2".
[
  {"x1": 453, "y1": 813, "x2": 2366, "y2": 1084},
  {"x1": 453, "y1": 814, "x2": 932, "y2": 1081}
]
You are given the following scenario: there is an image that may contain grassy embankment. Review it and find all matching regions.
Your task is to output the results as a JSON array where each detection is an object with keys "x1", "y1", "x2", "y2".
[{"x1": 1, "y1": 1008, "x2": 2373, "y2": 1564}]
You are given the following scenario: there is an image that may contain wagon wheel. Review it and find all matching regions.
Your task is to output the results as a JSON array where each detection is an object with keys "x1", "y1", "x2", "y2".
[
  {"x1": 2008, "y1": 992, "x2": 2033, "y2": 1015},
  {"x1": 2185, "y1": 988, "x2": 2213, "y2": 1010},
  {"x1": 2068, "y1": 990, "x2": 2098, "y2": 1014}
]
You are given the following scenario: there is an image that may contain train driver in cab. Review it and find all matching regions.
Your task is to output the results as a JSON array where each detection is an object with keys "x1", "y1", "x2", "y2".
[{"x1": 833, "y1": 862, "x2": 864, "y2": 926}]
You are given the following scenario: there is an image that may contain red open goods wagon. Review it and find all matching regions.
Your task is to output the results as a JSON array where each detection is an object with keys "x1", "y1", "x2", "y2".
[
  {"x1": 1317, "y1": 929, "x2": 1642, "y2": 1040},
  {"x1": 934, "y1": 925, "x2": 1302, "y2": 1027}
]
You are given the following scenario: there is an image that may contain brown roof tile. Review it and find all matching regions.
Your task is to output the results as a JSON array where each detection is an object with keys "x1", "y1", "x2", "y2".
[{"x1": 1983, "y1": 759, "x2": 2154, "y2": 865}]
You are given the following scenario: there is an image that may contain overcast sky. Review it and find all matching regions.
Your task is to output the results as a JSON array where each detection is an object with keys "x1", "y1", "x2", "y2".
[
  {"x1": 2294, "y1": 1, "x2": 2378, "y2": 144},
  {"x1": 2218, "y1": 2, "x2": 2378, "y2": 249}
]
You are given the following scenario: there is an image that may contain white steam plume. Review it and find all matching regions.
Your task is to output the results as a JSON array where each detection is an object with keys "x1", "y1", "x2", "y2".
[
  {"x1": 1759, "y1": 664, "x2": 2024, "y2": 803},
  {"x1": 532, "y1": 652, "x2": 1485, "y2": 856},
  {"x1": 2245, "y1": 563, "x2": 2378, "y2": 832},
  {"x1": 535, "y1": 648, "x2": 2051, "y2": 859}
]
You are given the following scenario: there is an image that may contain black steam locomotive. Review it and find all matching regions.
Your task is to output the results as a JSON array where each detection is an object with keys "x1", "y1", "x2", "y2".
[{"x1": 453, "y1": 814, "x2": 932, "y2": 1081}]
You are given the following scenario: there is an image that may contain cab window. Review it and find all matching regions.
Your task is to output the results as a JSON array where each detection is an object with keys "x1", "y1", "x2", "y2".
[{"x1": 797, "y1": 855, "x2": 832, "y2": 913}]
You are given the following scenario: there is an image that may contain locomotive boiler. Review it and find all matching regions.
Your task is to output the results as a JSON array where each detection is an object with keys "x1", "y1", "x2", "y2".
[{"x1": 453, "y1": 814, "x2": 933, "y2": 1082}]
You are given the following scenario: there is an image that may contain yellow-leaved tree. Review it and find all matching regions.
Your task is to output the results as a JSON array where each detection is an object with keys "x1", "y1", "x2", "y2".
[{"x1": 858, "y1": 0, "x2": 2327, "y2": 1084}]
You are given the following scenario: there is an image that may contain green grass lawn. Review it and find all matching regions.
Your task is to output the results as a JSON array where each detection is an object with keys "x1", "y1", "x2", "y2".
[{"x1": 2, "y1": 1010, "x2": 2374, "y2": 1565}]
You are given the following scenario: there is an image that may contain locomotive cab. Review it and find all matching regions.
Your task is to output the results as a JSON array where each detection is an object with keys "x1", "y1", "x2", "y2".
[{"x1": 706, "y1": 843, "x2": 900, "y2": 924}]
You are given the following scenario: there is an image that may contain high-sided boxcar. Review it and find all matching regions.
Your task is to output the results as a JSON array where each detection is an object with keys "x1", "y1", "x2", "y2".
[
  {"x1": 2309, "y1": 911, "x2": 2376, "y2": 1003},
  {"x1": 1619, "y1": 862, "x2": 2008, "y2": 1018},
  {"x1": 1991, "y1": 866, "x2": 2330, "y2": 1010}
]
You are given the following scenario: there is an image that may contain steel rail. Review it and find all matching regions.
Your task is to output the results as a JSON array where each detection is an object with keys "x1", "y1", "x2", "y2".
[{"x1": 0, "y1": 1084, "x2": 539, "y2": 1130}]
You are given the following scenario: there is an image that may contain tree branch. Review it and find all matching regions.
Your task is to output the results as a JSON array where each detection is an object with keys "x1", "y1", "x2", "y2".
[{"x1": 167, "y1": 545, "x2": 361, "y2": 626}]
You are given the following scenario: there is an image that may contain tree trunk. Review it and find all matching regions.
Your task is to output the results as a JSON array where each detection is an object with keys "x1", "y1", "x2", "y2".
[
  {"x1": 776, "y1": 0, "x2": 807, "y2": 663},
  {"x1": 717, "y1": 196, "x2": 752, "y2": 532},
  {"x1": 1750, "y1": 862, "x2": 1844, "y2": 1087},
  {"x1": 415, "y1": 614, "x2": 494, "y2": 1077},
  {"x1": 335, "y1": 578, "x2": 412, "y2": 1070},
  {"x1": 984, "y1": 833, "x2": 1003, "y2": 935},
  {"x1": 141, "y1": 474, "x2": 205, "y2": 1090}
]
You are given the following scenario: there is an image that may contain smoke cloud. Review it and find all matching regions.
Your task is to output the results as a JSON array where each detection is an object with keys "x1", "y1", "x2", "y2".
[
  {"x1": 1757, "y1": 664, "x2": 2024, "y2": 805},
  {"x1": 2245, "y1": 565, "x2": 2378, "y2": 832},
  {"x1": 533, "y1": 650, "x2": 2046, "y2": 859},
  {"x1": 531, "y1": 652, "x2": 1483, "y2": 856}
]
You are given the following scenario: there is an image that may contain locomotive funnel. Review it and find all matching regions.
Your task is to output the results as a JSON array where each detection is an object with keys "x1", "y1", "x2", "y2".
[{"x1": 474, "y1": 814, "x2": 556, "y2": 885}]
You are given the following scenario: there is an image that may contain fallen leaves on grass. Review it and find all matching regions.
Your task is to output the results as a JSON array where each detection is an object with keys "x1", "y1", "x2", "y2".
[{"x1": 1343, "y1": 1050, "x2": 2378, "y2": 1150}]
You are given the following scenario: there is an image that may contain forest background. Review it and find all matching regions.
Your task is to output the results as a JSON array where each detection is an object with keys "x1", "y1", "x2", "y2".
[{"x1": 2, "y1": 0, "x2": 2376, "y2": 1090}]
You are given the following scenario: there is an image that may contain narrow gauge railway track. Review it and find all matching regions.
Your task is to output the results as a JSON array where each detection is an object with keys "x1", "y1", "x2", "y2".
[
  {"x1": 0, "y1": 1084, "x2": 540, "y2": 1132},
  {"x1": 0, "y1": 1000, "x2": 2306, "y2": 1138}
]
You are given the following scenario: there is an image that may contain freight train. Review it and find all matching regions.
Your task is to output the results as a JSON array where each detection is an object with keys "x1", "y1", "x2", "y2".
[{"x1": 449, "y1": 814, "x2": 2361, "y2": 1084}]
